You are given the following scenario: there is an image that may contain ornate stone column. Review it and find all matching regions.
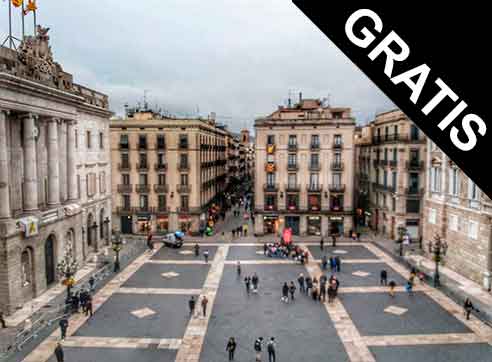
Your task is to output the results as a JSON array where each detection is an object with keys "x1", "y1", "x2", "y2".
[
  {"x1": 59, "y1": 121, "x2": 68, "y2": 202},
  {"x1": 22, "y1": 114, "x2": 38, "y2": 212},
  {"x1": 0, "y1": 110, "x2": 10, "y2": 218},
  {"x1": 67, "y1": 120, "x2": 78, "y2": 201},
  {"x1": 47, "y1": 118, "x2": 60, "y2": 206}
]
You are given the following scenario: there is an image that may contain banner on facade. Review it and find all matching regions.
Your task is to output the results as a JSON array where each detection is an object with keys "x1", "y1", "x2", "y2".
[{"x1": 18, "y1": 216, "x2": 39, "y2": 237}]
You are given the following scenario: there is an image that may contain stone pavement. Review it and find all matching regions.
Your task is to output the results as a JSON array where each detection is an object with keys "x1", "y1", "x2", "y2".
[{"x1": 17, "y1": 238, "x2": 492, "y2": 362}]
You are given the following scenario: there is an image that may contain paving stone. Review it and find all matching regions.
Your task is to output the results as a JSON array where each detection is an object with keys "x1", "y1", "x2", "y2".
[
  {"x1": 340, "y1": 292, "x2": 471, "y2": 336},
  {"x1": 369, "y1": 343, "x2": 492, "y2": 362},
  {"x1": 46, "y1": 347, "x2": 177, "y2": 362},
  {"x1": 75, "y1": 294, "x2": 197, "y2": 339},
  {"x1": 131, "y1": 307, "x2": 157, "y2": 319},
  {"x1": 122, "y1": 263, "x2": 210, "y2": 289}
]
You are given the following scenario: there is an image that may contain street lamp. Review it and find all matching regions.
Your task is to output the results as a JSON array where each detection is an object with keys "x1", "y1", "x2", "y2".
[
  {"x1": 428, "y1": 234, "x2": 448, "y2": 287},
  {"x1": 112, "y1": 231, "x2": 123, "y2": 272},
  {"x1": 56, "y1": 241, "x2": 79, "y2": 301}
]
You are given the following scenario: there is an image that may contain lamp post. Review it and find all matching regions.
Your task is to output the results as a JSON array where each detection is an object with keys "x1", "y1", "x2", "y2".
[
  {"x1": 112, "y1": 231, "x2": 123, "y2": 272},
  {"x1": 56, "y1": 241, "x2": 79, "y2": 300},
  {"x1": 428, "y1": 234, "x2": 448, "y2": 287}
]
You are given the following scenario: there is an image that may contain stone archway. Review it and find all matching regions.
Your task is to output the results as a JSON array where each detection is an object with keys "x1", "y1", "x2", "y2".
[
  {"x1": 21, "y1": 247, "x2": 35, "y2": 301},
  {"x1": 44, "y1": 235, "x2": 56, "y2": 286}
]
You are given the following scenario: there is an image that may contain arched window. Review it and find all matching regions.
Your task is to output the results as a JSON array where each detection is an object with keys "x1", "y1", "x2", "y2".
[
  {"x1": 21, "y1": 248, "x2": 33, "y2": 287},
  {"x1": 99, "y1": 209, "x2": 105, "y2": 239}
]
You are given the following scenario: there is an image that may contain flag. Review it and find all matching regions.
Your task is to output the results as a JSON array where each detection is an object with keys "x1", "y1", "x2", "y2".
[
  {"x1": 12, "y1": 0, "x2": 23, "y2": 8},
  {"x1": 23, "y1": 0, "x2": 36, "y2": 15}
]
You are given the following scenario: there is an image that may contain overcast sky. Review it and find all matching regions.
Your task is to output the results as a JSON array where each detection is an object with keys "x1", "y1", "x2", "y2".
[{"x1": 1, "y1": 0, "x2": 393, "y2": 131}]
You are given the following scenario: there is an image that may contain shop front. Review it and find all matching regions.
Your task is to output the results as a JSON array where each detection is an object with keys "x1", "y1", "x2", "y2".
[
  {"x1": 156, "y1": 214, "x2": 169, "y2": 233},
  {"x1": 136, "y1": 214, "x2": 152, "y2": 234},
  {"x1": 263, "y1": 215, "x2": 279, "y2": 235},
  {"x1": 329, "y1": 216, "x2": 344, "y2": 235},
  {"x1": 285, "y1": 216, "x2": 300, "y2": 235},
  {"x1": 179, "y1": 216, "x2": 192, "y2": 233},
  {"x1": 120, "y1": 215, "x2": 133, "y2": 234},
  {"x1": 307, "y1": 216, "x2": 321, "y2": 236}
]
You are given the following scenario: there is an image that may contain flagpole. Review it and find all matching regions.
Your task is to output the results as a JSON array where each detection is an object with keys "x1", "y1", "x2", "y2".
[
  {"x1": 33, "y1": 9, "x2": 37, "y2": 32},
  {"x1": 9, "y1": 0, "x2": 14, "y2": 48},
  {"x1": 21, "y1": 0, "x2": 25, "y2": 39}
]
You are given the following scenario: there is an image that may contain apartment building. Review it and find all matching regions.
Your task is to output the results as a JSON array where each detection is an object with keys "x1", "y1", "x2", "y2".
[
  {"x1": 356, "y1": 110, "x2": 427, "y2": 239},
  {"x1": 254, "y1": 97, "x2": 356, "y2": 236},
  {"x1": 110, "y1": 109, "x2": 227, "y2": 235},
  {"x1": 0, "y1": 29, "x2": 112, "y2": 314},
  {"x1": 423, "y1": 141, "x2": 492, "y2": 286}
]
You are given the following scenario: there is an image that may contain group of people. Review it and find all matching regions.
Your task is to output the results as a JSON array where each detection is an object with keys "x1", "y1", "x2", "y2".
[
  {"x1": 193, "y1": 243, "x2": 210, "y2": 263},
  {"x1": 224, "y1": 336, "x2": 278, "y2": 362},
  {"x1": 295, "y1": 273, "x2": 340, "y2": 303},
  {"x1": 67, "y1": 287, "x2": 94, "y2": 317},
  {"x1": 188, "y1": 295, "x2": 209, "y2": 317},
  {"x1": 244, "y1": 273, "x2": 260, "y2": 294},
  {"x1": 321, "y1": 255, "x2": 341, "y2": 272}
]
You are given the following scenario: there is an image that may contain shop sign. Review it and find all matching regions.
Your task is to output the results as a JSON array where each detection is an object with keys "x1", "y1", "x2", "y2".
[{"x1": 329, "y1": 216, "x2": 343, "y2": 221}]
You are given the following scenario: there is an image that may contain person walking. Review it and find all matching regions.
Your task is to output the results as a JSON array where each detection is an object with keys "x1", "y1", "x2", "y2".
[
  {"x1": 321, "y1": 255, "x2": 328, "y2": 271},
  {"x1": 289, "y1": 281, "x2": 296, "y2": 302},
  {"x1": 252, "y1": 273, "x2": 259, "y2": 293},
  {"x1": 194, "y1": 243, "x2": 200, "y2": 257},
  {"x1": 281, "y1": 282, "x2": 289, "y2": 303},
  {"x1": 203, "y1": 249, "x2": 210, "y2": 263},
  {"x1": 380, "y1": 270, "x2": 388, "y2": 286},
  {"x1": 54, "y1": 342, "x2": 64, "y2": 362},
  {"x1": 320, "y1": 275, "x2": 327, "y2": 302},
  {"x1": 297, "y1": 273, "x2": 305, "y2": 294},
  {"x1": 305, "y1": 276, "x2": 313, "y2": 296},
  {"x1": 389, "y1": 280, "x2": 396, "y2": 297},
  {"x1": 147, "y1": 232, "x2": 153, "y2": 251},
  {"x1": 188, "y1": 296, "x2": 196, "y2": 316},
  {"x1": 329, "y1": 257, "x2": 336, "y2": 273},
  {"x1": 254, "y1": 337, "x2": 264, "y2": 362},
  {"x1": 264, "y1": 243, "x2": 268, "y2": 256},
  {"x1": 71, "y1": 292, "x2": 80, "y2": 313},
  {"x1": 320, "y1": 236, "x2": 324, "y2": 251},
  {"x1": 328, "y1": 282, "x2": 336, "y2": 303},
  {"x1": 332, "y1": 234, "x2": 337, "y2": 247},
  {"x1": 85, "y1": 295, "x2": 93, "y2": 317},
  {"x1": 464, "y1": 298, "x2": 475, "y2": 320},
  {"x1": 405, "y1": 280, "x2": 413, "y2": 295},
  {"x1": 237, "y1": 261, "x2": 241, "y2": 276},
  {"x1": 245, "y1": 276, "x2": 251, "y2": 295},
  {"x1": 0, "y1": 311, "x2": 6, "y2": 328},
  {"x1": 89, "y1": 276, "x2": 95, "y2": 293},
  {"x1": 201, "y1": 296, "x2": 209, "y2": 317},
  {"x1": 243, "y1": 224, "x2": 248, "y2": 237},
  {"x1": 335, "y1": 256, "x2": 341, "y2": 272},
  {"x1": 267, "y1": 337, "x2": 276, "y2": 362},
  {"x1": 232, "y1": 229, "x2": 236, "y2": 238},
  {"x1": 59, "y1": 316, "x2": 69, "y2": 340},
  {"x1": 226, "y1": 337, "x2": 237, "y2": 361}
]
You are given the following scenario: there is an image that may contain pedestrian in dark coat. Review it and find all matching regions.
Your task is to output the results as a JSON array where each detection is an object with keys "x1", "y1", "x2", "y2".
[
  {"x1": 380, "y1": 270, "x2": 388, "y2": 286},
  {"x1": 329, "y1": 257, "x2": 336, "y2": 273},
  {"x1": 194, "y1": 243, "x2": 200, "y2": 257},
  {"x1": 464, "y1": 298, "x2": 476, "y2": 320},
  {"x1": 188, "y1": 296, "x2": 196, "y2": 316},
  {"x1": 59, "y1": 317, "x2": 68, "y2": 340},
  {"x1": 226, "y1": 337, "x2": 237, "y2": 361},
  {"x1": 281, "y1": 282, "x2": 289, "y2": 303},
  {"x1": 305, "y1": 276, "x2": 313, "y2": 296},
  {"x1": 267, "y1": 337, "x2": 276, "y2": 362},
  {"x1": 332, "y1": 235, "x2": 337, "y2": 247},
  {"x1": 245, "y1": 276, "x2": 251, "y2": 294},
  {"x1": 335, "y1": 256, "x2": 341, "y2": 272},
  {"x1": 201, "y1": 296, "x2": 208, "y2": 317},
  {"x1": 289, "y1": 281, "x2": 296, "y2": 301},
  {"x1": 252, "y1": 273, "x2": 259, "y2": 293},
  {"x1": 254, "y1": 337, "x2": 264, "y2": 362},
  {"x1": 85, "y1": 295, "x2": 93, "y2": 317},
  {"x1": 322, "y1": 255, "x2": 328, "y2": 270},
  {"x1": 297, "y1": 273, "x2": 305, "y2": 293},
  {"x1": 54, "y1": 343, "x2": 64, "y2": 362},
  {"x1": 0, "y1": 311, "x2": 6, "y2": 328}
]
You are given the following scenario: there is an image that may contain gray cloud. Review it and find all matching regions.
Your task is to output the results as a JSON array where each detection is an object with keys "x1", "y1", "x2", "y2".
[{"x1": 1, "y1": 0, "x2": 393, "y2": 131}]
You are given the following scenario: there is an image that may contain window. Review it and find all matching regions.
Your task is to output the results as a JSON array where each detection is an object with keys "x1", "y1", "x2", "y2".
[
  {"x1": 122, "y1": 195, "x2": 131, "y2": 209},
  {"x1": 384, "y1": 127, "x2": 389, "y2": 140},
  {"x1": 406, "y1": 199, "x2": 420, "y2": 213},
  {"x1": 428, "y1": 208, "x2": 437, "y2": 224},
  {"x1": 139, "y1": 195, "x2": 148, "y2": 210},
  {"x1": 383, "y1": 170, "x2": 388, "y2": 187},
  {"x1": 392, "y1": 197, "x2": 396, "y2": 211},
  {"x1": 410, "y1": 125, "x2": 419, "y2": 141},
  {"x1": 288, "y1": 135, "x2": 297, "y2": 146},
  {"x1": 158, "y1": 195, "x2": 167, "y2": 210},
  {"x1": 334, "y1": 134, "x2": 342, "y2": 146},
  {"x1": 288, "y1": 173, "x2": 297, "y2": 188},
  {"x1": 311, "y1": 134, "x2": 320, "y2": 147},
  {"x1": 179, "y1": 134, "x2": 188, "y2": 148},
  {"x1": 468, "y1": 180, "x2": 480, "y2": 207},
  {"x1": 430, "y1": 167, "x2": 441, "y2": 192},
  {"x1": 157, "y1": 153, "x2": 166, "y2": 166},
  {"x1": 449, "y1": 168, "x2": 459, "y2": 196},
  {"x1": 332, "y1": 173, "x2": 341, "y2": 186},
  {"x1": 180, "y1": 174, "x2": 188, "y2": 185},
  {"x1": 308, "y1": 195, "x2": 321, "y2": 211},
  {"x1": 99, "y1": 132, "x2": 104, "y2": 149},
  {"x1": 310, "y1": 153, "x2": 319, "y2": 167},
  {"x1": 86, "y1": 173, "x2": 96, "y2": 197},
  {"x1": 122, "y1": 174, "x2": 130, "y2": 185},
  {"x1": 410, "y1": 149, "x2": 419, "y2": 163},
  {"x1": 121, "y1": 153, "x2": 129, "y2": 168},
  {"x1": 139, "y1": 153, "x2": 147, "y2": 167},
  {"x1": 286, "y1": 194, "x2": 299, "y2": 210},
  {"x1": 75, "y1": 130, "x2": 78, "y2": 149},
  {"x1": 158, "y1": 174, "x2": 166, "y2": 185},
  {"x1": 288, "y1": 154, "x2": 297, "y2": 166},
  {"x1": 267, "y1": 135, "x2": 275, "y2": 145},
  {"x1": 99, "y1": 171, "x2": 106, "y2": 193},
  {"x1": 449, "y1": 214, "x2": 459, "y2": 232},
  {"x1": 334, "y1": 152, "x2": 341, "y2": 164},
  {"x1": 138, "y1": 134, "x2": 147, "y2": 149},
  {"x1": 180, "y1": 154, "x2": 188, "y2": 168},
  {"x1": 384, "y1": 148, "x2": 388, "y2": 161},
  {"x1": 468, "y1": 220, "x2": 479, "y2": 240},
  {"x1": 393, "y1": 148, "x2": 398, "y2": 162},
  {"x1": 409, "y1": 173, "x2": 419, "y2": 192},
  {"x1": 266, "y1": 173, "x2": 275, "y2": 186},
  {"x1": 21, "y1": 249, "x2": 32, "y2": 287},
  {"x1": 309, "y1": 173, "x2": 319, "y2": 187},
  {"x1": 265, "y1": 195, "x2": 277, "y2": 209},
  {"x1": 180, "y1": 195, "x2": 189, "y2": 210},
  {"x1": 86, "y1": 131, "x2": 91, "y2": 149},
  {"x1": 392, "y1": 171, "x2": 397, "y2": 189},
  {"x1": 119, "y1": 134, "x2": 129, "y2": 149},
  {"x1": 157, "y1": 134, "x2": 166, "y2": 149},
  {"x1": 139, "y1": 173, "x2": 148, "y2": 185}
]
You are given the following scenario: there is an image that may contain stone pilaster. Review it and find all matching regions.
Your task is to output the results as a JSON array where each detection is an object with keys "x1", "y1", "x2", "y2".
[
  {"x1": 67, "y1": 120, "x2": 78, "y2": 201},
  {"x1": 47, "y1": 118, "x2": 60, "y2": 206},
  {"x1": 22, "y1": 114, "x2": 38, "y2": 212},
  {"x1": 0, "y1": 110, "x2": 10, "y2": 218},
  {"x1": 59, "y1": 120, "x2": 68, "y2": 202}
]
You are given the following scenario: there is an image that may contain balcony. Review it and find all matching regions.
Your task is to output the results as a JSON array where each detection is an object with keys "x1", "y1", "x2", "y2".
[
  {"x1": 406, "y1": 160, "x2": 424, "y2": 171},
  {"x1": 263, "y1": 183, "x2": 279, "y2": 192},
  {"x1": 333, "y1": 142, "x2": 343, "y2": 149},
  {"x1": 116, "y1": 206, "x2": 132, "y2": 214},
  {"x1": 405, "y1": 187, "x2": 423, "y2": 196},
  {"x1": 178, "y1": 163, "x2": 190, "y2": 172},
  {"x1": 286, "y1": 204, "x2": 299, "y2": 211},
  {"x1": 329, "y1": 184, "x2": 346, "y2": 193},
  {"x1": 154, "y1": 184, "x2": 169, "y2": 193},
  {"x1": 135, "y1": 184, "x2": 150, "y2": 193},
  {"x1": 287, "y1": 163, "x2": 298, "y2": 171},
  {"x1": 285, "y1": 183, "x2": 300, "y2": 192},
  {"x1": 177, "y1": 206, "x2": 190, "y2": 213},
  {"x1": 287, "y1": 143, "x2": 298, "y2": 152},
  {"x1": 156, "y1": 206, "x2": 170, "y2": 213},
  {"x1": 154, "y1": 163, "x2": 167, "y2": 171},
  {"x1": 117, "y1": 184, "x2": 133, "y2": 193},
  {"x1": 331, "y1": 162, "x2": 344, "y2": 171},
  {"x1": 119, "y1": 143, "x2": 129, "y2": 150},
  {"x1": 156, "y1": 142, "x2": 166, "y2": 150},
  {"x1": 380, "y1": 159, "x2": 388, "y2": 166},
  {"x1": 177, "y1": 184, "x2": 191, "y2": 194},
  {"x1": 310, "y1": 143, "x2": 320, "y2": 151},
  {"x1": 309, "y1": 163, "x2": 321, "y2": 171},
  {"x1": 138, "y1": 142, "x2": 147, "y2": 150},
  {"x1": 118, "y1": 163, "x2": 131, "y2": 171},
  {"x1": 264, "y1": 204, "x2": 277, "y2": 211},
  {"x1": 134, "y1": 206, "x2": 150, "y2": 213},
  {"x1": 307, "y1": 184, "x2": 323, "y2": 193},
  {"x1": 179, "y1": 141, "x2": 189, "y2": 150},
  {"x1": 389, "y1": 160, "x2": 398, "y2": 168},
  {"x1": 136, "y1": 163, "x2": 148, "y2": 171}
]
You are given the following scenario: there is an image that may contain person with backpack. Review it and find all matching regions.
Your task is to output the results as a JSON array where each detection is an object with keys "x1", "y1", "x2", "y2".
[
  {"x1": 226, "y1": 337, "x2": 237, "y2": 361},
  {"x1": 267, "y1": 337, "x2": 276, "y2": 362},
  {"x1": 254, "y1": 337, "x2": 264, "y2": 362}
]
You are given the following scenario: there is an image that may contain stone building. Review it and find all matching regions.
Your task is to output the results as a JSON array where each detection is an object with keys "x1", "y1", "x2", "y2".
[
  {"x1": 0, "y1": 28, "x2": 112, "y2": 314},
  {"x1": 110, "y1": 109, "x2": 228, "y2": 235},
  {"x1": 254, "y1": 97, "x2": 356, "y2": 236},
  {"x1": 423, "y1": 140, "x2": 492, "y2": 286},
  {"x1": 356, "y1": 110, "x2": 427, "y2": 239}
]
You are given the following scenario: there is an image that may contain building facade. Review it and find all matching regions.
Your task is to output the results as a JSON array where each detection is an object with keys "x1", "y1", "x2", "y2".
[
  {"x1": 356, "y1": 110, "x2": 426, "y2": 239},
  {"x1": 110, "y1": 110, "x2": 228, "y2": 235},
  {"x1": 423, "y1": 140, "x2": 492, "y2": 286},
  {"x1": 254, "y1": 97, "x2": 355, "y2": 236},
  {"x1": 0, "y1": 28, "x2": 112, "y2": 314}
]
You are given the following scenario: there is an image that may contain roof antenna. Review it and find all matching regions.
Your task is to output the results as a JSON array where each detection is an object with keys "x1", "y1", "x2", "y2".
[{"x1": 143, "y1": 89, "x2": 150, "y2": 110}]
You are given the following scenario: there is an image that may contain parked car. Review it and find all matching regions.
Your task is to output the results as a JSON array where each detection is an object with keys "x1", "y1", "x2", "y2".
[{"x1": 159, "y1": 233, "x2": 183, "y2": 248}]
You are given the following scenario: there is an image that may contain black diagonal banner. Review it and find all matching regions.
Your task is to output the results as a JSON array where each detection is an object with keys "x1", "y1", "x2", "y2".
[{"x1": 292, "y1": 2, "x2": 491, "y2": 199}]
